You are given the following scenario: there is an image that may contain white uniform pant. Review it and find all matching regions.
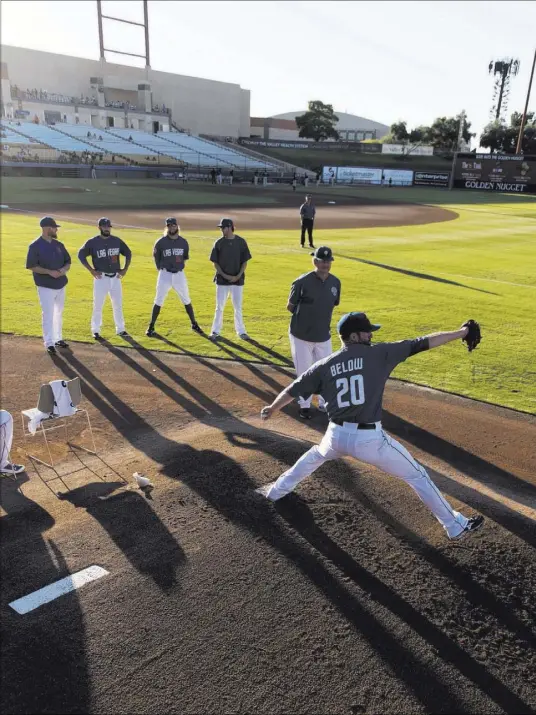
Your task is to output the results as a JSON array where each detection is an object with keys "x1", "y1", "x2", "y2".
[
  {"x1": 217, "y1": 174, "x2": 223, "y2": 185},
  {"x1": 37, "y1": 286, "x2": 65, "y2": 348},
  {"x1": 0, "y1": 410, "x2": 14, "y2": 470},
  {"x1": 155, "y1": 270, "x2": 191, "y2": 306},
  {"x1": 211, "y1": 285, "x2": 246, "y2": 336},
  {"x1": 229, "y1": 176, "x2": 233, "y2": 186},
  {"x1": 289, "y1": 334, "x2": 332, "y2": 408},
  {"x1": 92, "y1": 275, "x2": 125, "y2": 334},
  {"x1": 265, "y1": 422, "x2": 470, "y2": 538}
]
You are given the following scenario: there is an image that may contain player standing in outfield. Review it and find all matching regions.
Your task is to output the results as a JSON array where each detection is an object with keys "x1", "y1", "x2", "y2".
[
  {"x1": 288, "y1": 246, "x2": 341, "y2": 419},
  {"x1": 26, "y1": 216, "x2": 71, "y2": 355},
  {"x1": 299, "y1": 194, "x2": 316, "y2": 249},
  {"x1": 78, "y1": 217, "x2": 131, "y2": 339},
  {"x1": 209, "y1": 217, "x2": 252, "y2": 341},
  {"x1": 146, "y1": 217, "x2": 201, "y2": 336},
  {"x1": 258, "y1": 312, "x2": 485, "y2": 542}
]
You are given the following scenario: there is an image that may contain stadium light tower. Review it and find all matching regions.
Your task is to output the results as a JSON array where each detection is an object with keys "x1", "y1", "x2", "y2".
[
  {"x1": 488, "y1": 58, "x2": 520, "y2": 121},
  {"x1": 97, "y1": 0, "x2": 151, "y2": 68}
]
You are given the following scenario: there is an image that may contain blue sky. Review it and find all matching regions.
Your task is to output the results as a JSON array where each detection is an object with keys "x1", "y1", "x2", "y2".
[{"x1": 2, "y1": 0, "x2": 534, "y2": 142}]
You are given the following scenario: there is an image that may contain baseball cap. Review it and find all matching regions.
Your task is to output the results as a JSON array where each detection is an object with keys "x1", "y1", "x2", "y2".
[
  {"x1": 337, "y1": 312, "x2": 381, "y2": 338},
  {"x1": 311, "y1": 246, "x2": 334, "y2": 261},
  {"x1": 218, "y1": 217, "x2": 234, "y2": 228},
  {"x1": 40, "y1": 216, "x2": 60, "y2": 228},
  {"x1": 98, "y1": 217, "x2": 112, "y2": 227},
  {"x1": 165, "y1": 217, "x2": 178, "y2": 225}
]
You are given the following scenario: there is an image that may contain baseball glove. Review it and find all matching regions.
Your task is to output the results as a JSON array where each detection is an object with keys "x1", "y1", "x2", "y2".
[{"x1": 462, "y1": 319, "x2": 481, "y2": 352}]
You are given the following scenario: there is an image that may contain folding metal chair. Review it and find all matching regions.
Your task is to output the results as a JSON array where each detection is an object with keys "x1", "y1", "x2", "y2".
[{"x1": 21, "y1": 377, "x2": 97, "y2": 470}]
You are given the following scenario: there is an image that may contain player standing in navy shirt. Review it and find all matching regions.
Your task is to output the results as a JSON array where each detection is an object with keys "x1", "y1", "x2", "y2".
[
  {"x1": 26, "y1": 216, "x2": 71, "y2": 355},
  {"x1": 146, "y1": 217, "x2": 201, "y2": 336},
  {"x1": 78, "y1": 217, "x2": 132, "y2": 339}
]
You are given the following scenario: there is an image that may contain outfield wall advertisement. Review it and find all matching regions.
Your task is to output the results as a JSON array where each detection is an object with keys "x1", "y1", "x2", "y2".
[
  {"x1": 327, "y1": 166, "x2": 383, "y2": 184},
  {"x1": 413, "y1": 171, "x2": 450, "y2": 187},
  {"x1": 382, "y1": 168, "x2": 414, "y2": 185},
  {"x1": 454, "y1": 154, "x2": 536, "y2": 194}
]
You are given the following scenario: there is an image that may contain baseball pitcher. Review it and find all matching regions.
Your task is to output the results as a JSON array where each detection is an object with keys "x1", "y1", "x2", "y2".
[
  {"x1": 78, "y1": 217, "x2": 132, "y2": 339},
  {"x1": 146, "y1": 217, "x2": 201, "y2": 336},
  {"x1": 258, "y1": 312, "x2": 484, "y2": 541}
]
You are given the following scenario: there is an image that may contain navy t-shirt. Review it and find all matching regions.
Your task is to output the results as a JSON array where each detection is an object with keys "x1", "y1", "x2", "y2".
[
  {"x1": 26, "y1": 236, "x2": 71, "y2": 289},
  {"x1": 78, "y1": 234, "x2": 132, "y2": 273},
  {"x1": 153, "y1": 235, "x2": 189, "y2": 272},
  {"x1": 209, "y1": 235, "x2": 252, "y2": 286}
]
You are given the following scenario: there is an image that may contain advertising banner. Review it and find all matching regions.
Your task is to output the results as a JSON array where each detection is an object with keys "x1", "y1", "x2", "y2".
[
  {"x1": 332, "y1": 166, "x2": 382, "y2": 184},
  {"x1": 414, "y1": 171, "x2": 450, "y2": 187},
  {"x1": 382, "y1": 168, "x2": 414, "y2": 185},
  {"x1": 454, "y1": 154, "x2": 536, "y2": 194},
  {"x1": 382, "y1": 144, "x2": 435, "y2": 156}
]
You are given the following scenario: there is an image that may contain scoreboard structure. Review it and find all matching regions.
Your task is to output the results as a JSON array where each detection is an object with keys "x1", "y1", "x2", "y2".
[{"x1": 454, "y1": 153, "x2": 536, "y2": 194}]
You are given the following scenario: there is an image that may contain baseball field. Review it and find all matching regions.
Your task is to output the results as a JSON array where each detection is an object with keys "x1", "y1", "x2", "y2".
[
  {"x1": 1, "y1": 177, "x2": 536, "y2": 715},
  {"x1": 1, "y1": 177, "x2": 535, "y2": 413}
]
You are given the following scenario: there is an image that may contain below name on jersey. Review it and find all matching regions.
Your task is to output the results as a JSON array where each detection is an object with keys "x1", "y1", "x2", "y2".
[{"x1": 330, "y1": 358, "x2": 363, "y2": 377}]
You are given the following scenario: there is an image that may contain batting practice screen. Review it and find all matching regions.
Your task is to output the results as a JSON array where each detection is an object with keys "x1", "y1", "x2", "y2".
[{"x1": 454, "y1": 153, "x2": 536, "y2": 194}]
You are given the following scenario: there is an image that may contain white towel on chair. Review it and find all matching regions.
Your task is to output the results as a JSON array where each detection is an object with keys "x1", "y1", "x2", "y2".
[
  {"x1": 50, "y1": 380, "x2": 76, "y2": 418},
  {"x1": 24, "y1": 408, "x2": 51, "y2": 435}
]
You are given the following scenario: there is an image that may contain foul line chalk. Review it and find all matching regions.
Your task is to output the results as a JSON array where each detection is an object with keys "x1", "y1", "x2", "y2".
[{"x1": 9, "y1": 565, "x2": 109, "y2": 614}]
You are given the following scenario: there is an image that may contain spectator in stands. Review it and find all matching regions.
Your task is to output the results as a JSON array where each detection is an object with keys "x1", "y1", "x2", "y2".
[
  {"x1": 229, "y1": 169, "x2": 234, "y2": 186},
  {"x1": 99, "y1": 135, "x2": 103, "y2": 140},
  {"x1": 210, "y1": 168, "x2": 217, "y2": 185},
  {"x1": 128, "y1": 135, "x2": 133, "y2": 142}
]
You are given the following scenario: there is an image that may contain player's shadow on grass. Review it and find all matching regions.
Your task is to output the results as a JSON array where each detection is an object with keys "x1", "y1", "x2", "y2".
[
  {"x1": 46, "y1": 352, "x2": 530, "y2": 713},
  {"x1": 382, "y1": 410, "x2": 536, "y2": 549},
  {"x1": 324, "y1": 467, "x2": 536, "y2": 650},
  {"x1": 273, "y1": 494, "x2": 532, "y2": 715},
  {"x1": 0, "y1": 479, "x2": 90, "y2": 714},
  {"x1": 338, "y1": 254, "x2": 498, "y2": 295}
]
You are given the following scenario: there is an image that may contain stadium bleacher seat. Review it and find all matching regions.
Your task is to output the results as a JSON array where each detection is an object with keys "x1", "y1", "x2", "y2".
[
  {"x1": 1, "y1": 121, "x2": 104, "y2": 153},
  {"x1": 157, "y1": 131, "x2": 276, "y2": 169},
  {"x1": 58, "y1": 124, "x2": 161, "y2": 157}
]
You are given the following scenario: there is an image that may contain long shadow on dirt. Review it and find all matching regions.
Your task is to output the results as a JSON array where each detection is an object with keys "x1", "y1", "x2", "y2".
[
  {"x1": 47, "y1": 350, "x2": 534, "y2": 713},
  {"x1": 0, "y1": 479, "x2": 90, "y2": 714}
]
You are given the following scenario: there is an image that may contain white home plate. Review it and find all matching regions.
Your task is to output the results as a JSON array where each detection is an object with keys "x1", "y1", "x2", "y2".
[{"x1": 9, "y1": 565, "x2": 109, "y2": 614}]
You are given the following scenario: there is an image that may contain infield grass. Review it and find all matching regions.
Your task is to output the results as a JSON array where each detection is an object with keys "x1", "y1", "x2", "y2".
[{"x1": 1, "y1": 193, "x2": 535, "y2": 414}]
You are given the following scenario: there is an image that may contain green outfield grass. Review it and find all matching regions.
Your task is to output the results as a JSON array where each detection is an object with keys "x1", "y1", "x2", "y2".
[
  {"x1": 0, "y1": 177, "x2": 278, "y2": 208},
  {"x1": 1, "y1": 193, "x2": 535, "y2": 413}
]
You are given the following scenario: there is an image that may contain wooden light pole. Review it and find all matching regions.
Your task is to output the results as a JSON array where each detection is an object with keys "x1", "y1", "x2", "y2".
[{"x1": 516, "y1": 48, "x2": 536, "y2": 155}]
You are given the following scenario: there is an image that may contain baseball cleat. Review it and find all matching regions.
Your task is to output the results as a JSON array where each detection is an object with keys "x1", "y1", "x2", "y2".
[
  {"x1": 449, "y1": 515, "x2": 485, "y2": 541},
  {"x1": 117, "y1": 331, "x2": 129, "y2": 337},
  {"x1": 93, "y1": 332, "x2": 101, "y2": 340},
  {"x1": 239, "y1": 333, "x2": 250, "y2": 340},
  {"x1": 55, "y1": 340, "x2": 69, "y2": 348},
  {"x1": 0, "y1": 463, "x2": 25, "y2": 476},
  {"x1": 46, "y1": 345, "x2": 57, "y2": 355},
  {"x1": 299, "y1": 408, "x2": 312, "y2": 420},
  {"x1": 209, "y1": 332, "x2": 220, "y2": 340},
  {"x1": 146, "y1": 326, "x2": 155, "y2": 337},
  {"x1": 191, "y1": 322, "x2": 202, "y2": 333}
]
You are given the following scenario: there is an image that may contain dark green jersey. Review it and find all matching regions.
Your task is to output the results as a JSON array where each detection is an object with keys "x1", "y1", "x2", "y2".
[{"x1": 287, "y1": 338, "x2": 430, "y2": 423}]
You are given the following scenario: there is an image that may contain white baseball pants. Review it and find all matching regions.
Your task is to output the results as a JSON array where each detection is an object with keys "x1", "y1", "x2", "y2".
[
  {"x1": 155, "y1": 270, "x2": 191, "y2": 306},
  {"x1": 91, "y1": 275, "x2": 125, "y2": 334},
  {"x1": 289, "y1": 334, "x2": 332, "y2": 408},
  {"x1": 264, "y1": 421, "x2": 470, "y2": 539},
  {"x1": 211, "y1": 285, "x2": 246, "y2": 336},
  {"x1": 0, "y1": 410, "x2": 14, "y2": 470},
  {"x1": 37, "y1": 286, "x2": 65, "y2": 348}
]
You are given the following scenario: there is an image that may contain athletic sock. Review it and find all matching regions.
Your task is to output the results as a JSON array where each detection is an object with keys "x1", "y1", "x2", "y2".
[
  {"x1": 150, "y1": 304, "x2": 161, "y2": 326},
  {"x1": 184, "y1": 303, "x2": 196, "y2": 324}
]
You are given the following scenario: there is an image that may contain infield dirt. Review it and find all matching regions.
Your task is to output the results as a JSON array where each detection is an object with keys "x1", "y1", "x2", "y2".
[{"x1": 1, "y1": 335, "x2": 535, "y2": 714}]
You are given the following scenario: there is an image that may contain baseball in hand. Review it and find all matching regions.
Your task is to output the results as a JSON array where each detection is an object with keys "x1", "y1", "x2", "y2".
[{"x1": 261, "y1": 406, "x2": 272, "y2": 420}]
